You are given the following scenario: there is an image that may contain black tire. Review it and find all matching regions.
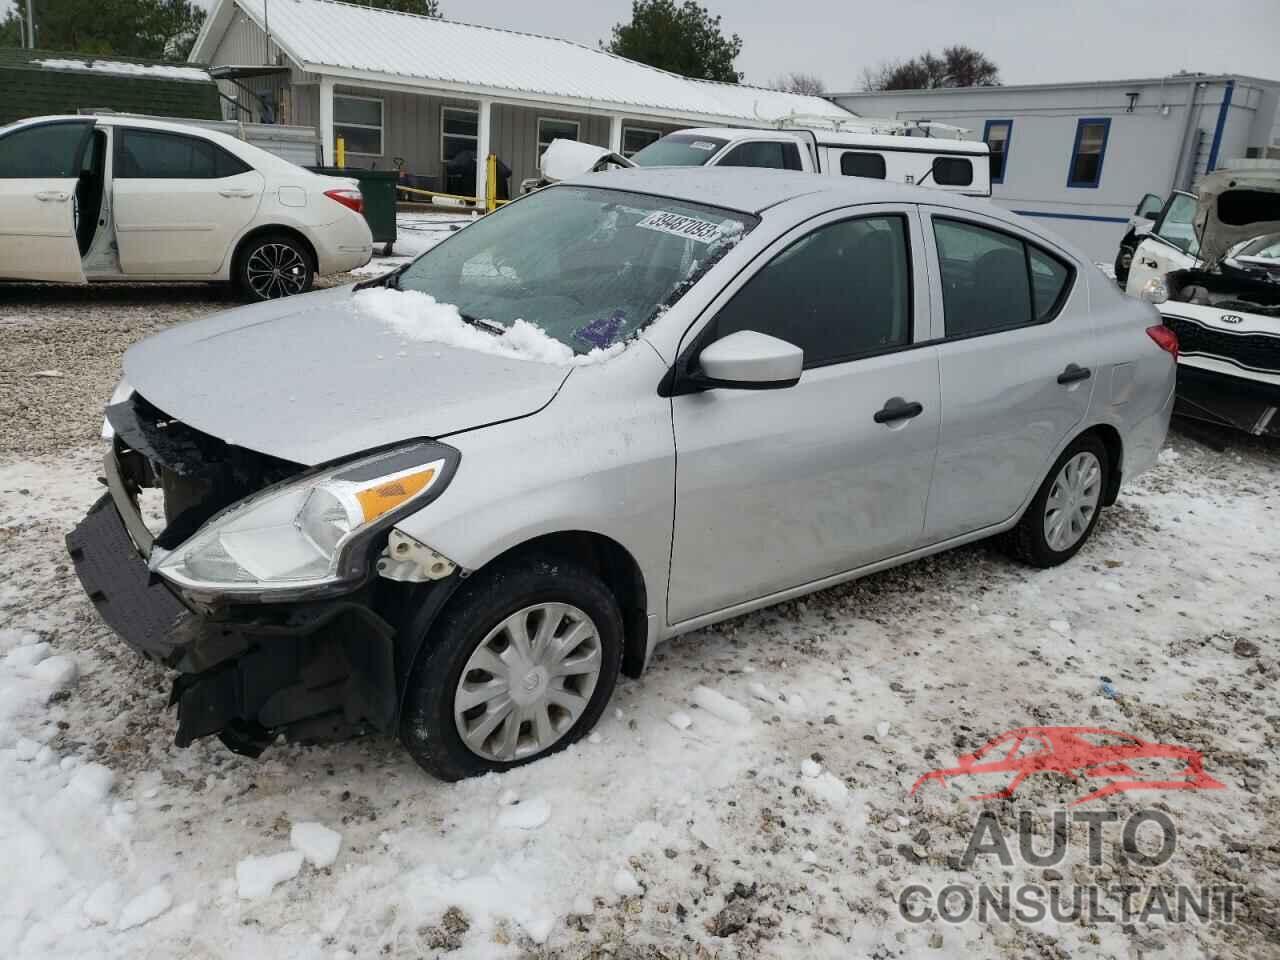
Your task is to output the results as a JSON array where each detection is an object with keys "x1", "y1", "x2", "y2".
[
  {"x1": 399, "y1": 554, "x2": 623, "y2": 781},
  {"x1": 1004, "y1": 434, "x2": 1110, "y2": 568},
  {"x1": 235, "y1": 232, "x2": 314, "y2": 302}
]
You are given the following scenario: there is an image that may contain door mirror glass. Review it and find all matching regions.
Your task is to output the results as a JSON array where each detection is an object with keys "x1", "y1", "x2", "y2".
[{"x1": 697, "y1": 330, "x2": 802, "y2": 389}]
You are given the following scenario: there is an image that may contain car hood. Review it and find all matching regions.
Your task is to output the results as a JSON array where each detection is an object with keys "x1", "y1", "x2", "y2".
[
  {"x1": 123, "y1": 285, "x2": 571, "y2": 465},
  {"x1": 1193, "y1": 162, "x2": 1280, "y2": 268}
]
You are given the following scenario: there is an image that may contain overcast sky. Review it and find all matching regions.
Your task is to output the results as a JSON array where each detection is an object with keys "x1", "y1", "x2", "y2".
[{"x1": 5, "y1": 0, "x2": 1277, "y2": 90}]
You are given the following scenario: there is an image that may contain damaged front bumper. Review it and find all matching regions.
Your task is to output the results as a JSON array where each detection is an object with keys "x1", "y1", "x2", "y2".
[
  {"x1": 66, "y1": 398, "x2": 460, "y2": 758},
  {"x1": 68, "y1": 488, "x2": 401, "y2": 756}
]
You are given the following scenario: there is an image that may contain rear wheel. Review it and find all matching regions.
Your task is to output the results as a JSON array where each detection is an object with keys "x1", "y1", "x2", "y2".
[
  {"x1": 236, "y1": 233, "x2": 314, "y2": 302},
  {"x1": 1004, "y1": 434, "x2": 1109, "y2": 568},
  {"x1": 399, "y1": 555, "x2": 623, "y2": 781}
]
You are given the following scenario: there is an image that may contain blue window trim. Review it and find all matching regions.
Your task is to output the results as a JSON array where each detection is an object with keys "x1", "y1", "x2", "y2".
[
  {"x1": 982, "y1": 119, "x2": 1013, "y2": 184},
  {"x1": 1066, "y1": 117, "x2": 1111, "y2": 189}
]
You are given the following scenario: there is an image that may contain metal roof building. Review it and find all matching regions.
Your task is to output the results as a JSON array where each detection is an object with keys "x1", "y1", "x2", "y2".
[
  {"x1": 0, "y1": 48, "x2": 221, "y2": 127},
  {"x1": 190, "y1": 0, "x2": 854, "y2": 197}
]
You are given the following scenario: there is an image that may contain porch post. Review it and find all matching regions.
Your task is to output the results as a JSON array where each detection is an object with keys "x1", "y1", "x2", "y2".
[
  {"x1": 608, "y1": 115, "x2": 623, "y2": 155},
  {"x1": 475, "y1": 98, "x2": 492, "y2": 204},
  {"x1": 319, "y1": 76, "x2": 335, "y2": 165}
]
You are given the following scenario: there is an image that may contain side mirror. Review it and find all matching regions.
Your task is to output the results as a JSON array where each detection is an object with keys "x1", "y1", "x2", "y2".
[
  {"x1": 694, "y1": 330, "x2": 803, "y2": 390},
  {"x1": 1141, "y1": 211, "x2": 1158, "y2": 221}
]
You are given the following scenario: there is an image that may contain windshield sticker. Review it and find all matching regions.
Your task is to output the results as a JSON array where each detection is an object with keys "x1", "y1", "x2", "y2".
[
  {"x1": 574, "y1": 310, "x2": 627, "y2": 349},
  {"x1": 637, "y1": 211, "x2": 726, "y2": 244},
  {"x1": 689, "y1": 141, "x2": 718, "y2": 151}
]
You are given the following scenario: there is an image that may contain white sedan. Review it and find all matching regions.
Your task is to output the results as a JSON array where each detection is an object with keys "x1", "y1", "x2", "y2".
[{"x1": 0, "y1": 115, "x2": 372, "y2": 300}]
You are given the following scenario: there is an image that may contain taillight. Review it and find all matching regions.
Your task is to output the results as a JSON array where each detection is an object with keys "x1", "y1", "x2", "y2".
[
  {"x1": 1146, "y1": 324, "x2": 1179, "y2": 360},
  {"x1": 324, "y1": 187, "x2": 364, "y2": 214}
]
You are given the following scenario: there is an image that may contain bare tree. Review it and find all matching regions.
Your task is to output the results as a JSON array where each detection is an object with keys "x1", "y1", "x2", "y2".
[
  {"x1": 772, "y1": 71, "x2": 825, "y2": 96},
  {"x1": 861, "y1": 46, "x2": 999, "y2": 91}
]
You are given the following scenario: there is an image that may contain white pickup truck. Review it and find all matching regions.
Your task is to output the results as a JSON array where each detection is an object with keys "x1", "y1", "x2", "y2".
[{"x1": 537, "y1": 124, "x2": 992, "y2": 198}]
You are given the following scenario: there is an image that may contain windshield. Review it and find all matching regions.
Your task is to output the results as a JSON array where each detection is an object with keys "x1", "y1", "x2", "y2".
[
  {"x1": 1155, "y1": 192, "x2": 1200, "y2": 256},
  {"x1": 630, "y1": 134, "x2": 729, "y2": 167},
  {"x1": 394, "y1": 185, "x2": 756, "y2": 354}
]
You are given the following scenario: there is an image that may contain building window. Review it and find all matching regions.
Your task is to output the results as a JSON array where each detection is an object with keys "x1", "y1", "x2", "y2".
[
  {"x1": 983, "y1": 119, "x2": 1012, "y2": 183},
  {"x1": 621, "y1": 126, "x2": 661, "y2": 157},
  {"x1": 333, "y1": 94, "x2": 383, "y2": 157},
  {"x1": 538, "y1": 117, "x2": 580, "y2": 158},
  {"x1": 1067, "y1": 117, "x2": 1110, "y2": 188},
  {"x1": 441, "y1": 107, "x2": 479, "y2": 164}
]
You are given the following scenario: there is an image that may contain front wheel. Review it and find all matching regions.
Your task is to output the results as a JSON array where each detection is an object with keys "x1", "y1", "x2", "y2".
[
  {"x1": 399, "y1": 555, "x2": 623, "y2": 781},
  {"x1": 236, "y1": 233, "x2": 314, "y2": 302},
  {"x1": 1004, "y1": 435, "x2": 1109, "y2": 568}
]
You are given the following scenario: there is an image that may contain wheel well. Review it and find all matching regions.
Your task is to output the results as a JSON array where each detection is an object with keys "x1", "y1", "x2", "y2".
[
  {"x1": 484, "y1": 532, "x2": 650, "y2": 679},
  {"x1": 231, "y1": 225, "x2": 318, "y2": 278},
  {"x1": 1081, "y1": 424, "x2": 1124, "y2": 506}
]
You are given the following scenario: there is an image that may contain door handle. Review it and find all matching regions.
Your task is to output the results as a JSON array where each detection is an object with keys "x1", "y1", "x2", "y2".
[
  {"x1": 35, "y1": 190, "x2": 70, "y2": 202},
  {"x1": 218, "y1": 189, "x2": 256, "y2": 198},
  {"x1": 1140, "y1": 256, "x2": 1159, "y2": 269},
  {"x1": 1057, "y1": 363, "x2": 1092, "y2": 385},
  {"x1": 874, "y1": 397, "x2": 924, "y2": 424}
]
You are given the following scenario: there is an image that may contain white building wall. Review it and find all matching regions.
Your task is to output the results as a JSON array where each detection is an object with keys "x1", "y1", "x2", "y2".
[{"x1": 833, "y1": 77, "x2": 1280, "y2": 261}]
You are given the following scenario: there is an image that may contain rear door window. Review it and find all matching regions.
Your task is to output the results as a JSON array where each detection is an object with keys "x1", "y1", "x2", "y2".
[
  {"x1": 933, "y1": 217, "x2": 1074, "y2": 338},
  {"x1": 117, "y1": 128, "x2": 252, "y2": 179},
  {"x1": 839, "y1": 151, "x2": 886, "y2": 179}
]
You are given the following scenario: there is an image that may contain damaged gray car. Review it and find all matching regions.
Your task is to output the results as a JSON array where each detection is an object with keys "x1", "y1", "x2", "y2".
[{"x1": 69, "y1": 169, "x2": 1175, "y2": 780}]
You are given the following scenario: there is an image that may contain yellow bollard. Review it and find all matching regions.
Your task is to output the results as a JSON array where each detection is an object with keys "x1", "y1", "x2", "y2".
[
  {"x1": 336, "y1": 136, "x2": 346, "y2": 169},
  {"x1": 485, "y1": 154, "x2": 497, "y2": 212}
]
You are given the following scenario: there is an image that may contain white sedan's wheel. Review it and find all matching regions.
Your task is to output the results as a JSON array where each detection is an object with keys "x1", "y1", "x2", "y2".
[
  {"x1": 453, "y1": 602, "x2": 603, "y2": 762},
  {"x1": 237, "y1": 234, "x2": 314, "y2": 301}
]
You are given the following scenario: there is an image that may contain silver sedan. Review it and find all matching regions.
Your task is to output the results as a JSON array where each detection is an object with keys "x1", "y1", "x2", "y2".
[{"x1": 70, "y1": 169, "x2": 1177, "y2": 779}]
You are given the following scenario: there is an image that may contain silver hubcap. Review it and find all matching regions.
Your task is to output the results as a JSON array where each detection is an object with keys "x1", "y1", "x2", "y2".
[
  {"x1": 1044, "y1": 451, "x2": 1102, "y2": 551},
  {"x1": 453, "y1": 603, "x2": 602, "y2": 762},
  {"x1": 246, "y1": 243, "x2": 308, "y2": 299}
]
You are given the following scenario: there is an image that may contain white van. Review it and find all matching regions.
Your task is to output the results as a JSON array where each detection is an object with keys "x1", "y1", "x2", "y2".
[{"x1": 535, "y1": 125, "x2": 991, "y2": 198}]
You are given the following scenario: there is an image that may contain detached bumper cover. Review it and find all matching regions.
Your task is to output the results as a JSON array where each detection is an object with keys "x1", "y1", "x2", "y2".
[{"x1": 67, "y1": 493, "x2": 399, "y2": 756}]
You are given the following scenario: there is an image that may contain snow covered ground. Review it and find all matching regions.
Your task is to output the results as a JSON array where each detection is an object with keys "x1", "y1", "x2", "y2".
[
  {"x1": 0, "y1": 223, "x2": 1276, "y2": 957},
  {"x1": 2, "y1": 430, "x2": 1277, "y2": 959}
]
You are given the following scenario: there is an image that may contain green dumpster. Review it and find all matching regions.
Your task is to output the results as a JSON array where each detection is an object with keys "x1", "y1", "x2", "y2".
[{"x1": 308, "y1": 167, "x2": 399, "y2": 255}]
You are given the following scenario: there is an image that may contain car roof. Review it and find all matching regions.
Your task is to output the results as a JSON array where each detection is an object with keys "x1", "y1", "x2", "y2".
[
  {"x1": 566, "y1": 166, "x2": 999, "y2": 217},
  {"x1": 670, "y1": 126, "x2": 989, "y2": 155}
]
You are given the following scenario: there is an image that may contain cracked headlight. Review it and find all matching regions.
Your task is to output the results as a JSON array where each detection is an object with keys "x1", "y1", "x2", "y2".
[{"x1": 153, "y1": 441, "x2": 458, "y2": 598}]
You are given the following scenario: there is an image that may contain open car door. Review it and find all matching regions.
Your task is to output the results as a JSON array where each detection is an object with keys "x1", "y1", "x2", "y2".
[{"x1": 0, "y1": 119, "x2": 93, "y2": 283}]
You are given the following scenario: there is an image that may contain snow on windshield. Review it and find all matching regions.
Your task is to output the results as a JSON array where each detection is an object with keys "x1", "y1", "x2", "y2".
[{"x1": 352, "y1": 288, "x2": 627, "y2": 366}]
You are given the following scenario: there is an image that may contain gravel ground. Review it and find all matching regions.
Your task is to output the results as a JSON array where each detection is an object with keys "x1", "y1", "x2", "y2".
[{"x1": 0, "y1": 276, "x2": 363, "y2": 458}]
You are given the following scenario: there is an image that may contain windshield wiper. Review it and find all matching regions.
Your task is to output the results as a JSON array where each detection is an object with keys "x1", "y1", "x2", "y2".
[{"x1": 459, "y1": 313, "x2": 506, "y2": 336}]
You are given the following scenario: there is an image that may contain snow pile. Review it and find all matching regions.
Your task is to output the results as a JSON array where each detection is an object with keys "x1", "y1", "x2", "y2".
[
  {"x1": 290, "y1": 821, "x2": 343, "y2": 868},
  {"x1": 691, "y1": 685, "x2": 751, "y2": 726},
  {"x1": 236, "y1": 850, "x2": 304, "y2": 899},
  {"x1": 496, "y1": 795, "x2": 551, "y2": 830},
  {"x1": 353, "y1": 287, "x2": 627, "y2": 366},
  {"x1": 116, "y1": 884, "x2": 172, "y2": 931},
  {"x1": 32, "y1": 58, "x2": 210, "y2": 81}
]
